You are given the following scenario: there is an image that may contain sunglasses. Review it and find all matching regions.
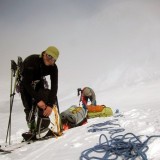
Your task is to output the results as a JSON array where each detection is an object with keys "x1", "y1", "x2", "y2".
[{"x1": 46, "y1": 54, "x2": 55, "y2": 62}]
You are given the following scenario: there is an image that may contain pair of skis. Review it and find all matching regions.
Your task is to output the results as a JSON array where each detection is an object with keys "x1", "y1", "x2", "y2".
[
  {"x1": 0, "y1": 141, "x2": 31, "y2": 154},
  {"x1": 0, "y1": 135, "x2": 52, "y2": 154},
  {"x1": 0, "y1": 125, "x2": 61, "y2": 154}
]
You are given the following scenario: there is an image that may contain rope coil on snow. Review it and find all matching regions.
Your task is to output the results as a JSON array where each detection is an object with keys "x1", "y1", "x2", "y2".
[{"x1": 80, "y1": 120, "x2": 160, "y2": 159}]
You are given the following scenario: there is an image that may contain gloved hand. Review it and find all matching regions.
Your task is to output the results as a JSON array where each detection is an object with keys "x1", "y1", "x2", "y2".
[
  {"x1": 43, "y1": 106, "x2": 52, "y2": 117},
  {"x1": 37, "y1": 100, "x2": 46, "y2": 110}
]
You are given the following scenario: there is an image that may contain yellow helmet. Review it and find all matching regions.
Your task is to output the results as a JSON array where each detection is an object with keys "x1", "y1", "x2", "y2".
[{"x1": 45, "y1": 46, "x2": 59, "y2": 61}]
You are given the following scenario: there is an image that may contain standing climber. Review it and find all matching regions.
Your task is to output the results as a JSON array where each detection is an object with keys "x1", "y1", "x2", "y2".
[{"x1": 20, "y1": 46, "x2": 59, "y2": 133}]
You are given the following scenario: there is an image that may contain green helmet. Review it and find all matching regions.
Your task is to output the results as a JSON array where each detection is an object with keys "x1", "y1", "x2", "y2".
[{"x1": 45, "y1": 46, "x2": 59, "y2": 61}]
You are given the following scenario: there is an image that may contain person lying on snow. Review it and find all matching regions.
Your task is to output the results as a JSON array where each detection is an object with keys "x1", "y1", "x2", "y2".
[
  {"x1": 77, "y1": 87, "x2": 97, "y2": 110},
  {"x1": 19, "y1": 46, "x2": 61, "y2": 140}
]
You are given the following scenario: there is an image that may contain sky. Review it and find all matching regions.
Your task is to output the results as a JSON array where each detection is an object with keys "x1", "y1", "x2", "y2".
[{"x1": 1, "y1": 0, "x2": 160, "y2": 104}]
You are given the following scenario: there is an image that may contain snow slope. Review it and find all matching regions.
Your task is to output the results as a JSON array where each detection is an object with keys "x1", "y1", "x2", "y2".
[{"x1": 0, "y1": 76, "x2": 160, "y2": 160}]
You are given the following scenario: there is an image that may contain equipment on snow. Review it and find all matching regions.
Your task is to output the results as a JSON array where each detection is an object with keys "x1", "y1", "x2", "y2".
[
  {"x1": 87, "y1": 105, "x2": 113, "y2": 118},
  {"x1": 5, "y1": 57, "x2": 23, "y2": 145},
  {"x1": 60, "y1": 105, "x2": 87, "y2": 130},
  {"x1": 87, "y1": 105, "x2": 105, "y2": 112},
  {"x1": 22, "y1": 105, "x2": 62, "y2": 141},
  {"x1": 0, "y1": 134, "x2": 54, "y2": 154}
]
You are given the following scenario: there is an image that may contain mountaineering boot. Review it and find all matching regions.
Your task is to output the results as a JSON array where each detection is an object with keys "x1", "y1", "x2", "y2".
[
  {"x1": 22, "y1": 132, "x2": 36, "y2": 141},
  {"x1": 22, "y1": 120, "x2": 37, "y2": 141}
]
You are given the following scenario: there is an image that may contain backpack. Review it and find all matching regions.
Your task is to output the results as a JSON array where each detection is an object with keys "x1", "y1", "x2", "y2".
[
  {"x1": 87, "y1": 105, "x2": 113, "y2": 118},
  {"x1": 87, "y1": 105, "x2": 105, "y2": 112},
  {"x1": 60, "y1": 105, "x2": 87, "y2": 129},
  {"x1": 22, "y1": 105, "x2": 62, "y2": 141},
  {"x1": 36, "y1": 105, "x2": 62, "y2": 139}
]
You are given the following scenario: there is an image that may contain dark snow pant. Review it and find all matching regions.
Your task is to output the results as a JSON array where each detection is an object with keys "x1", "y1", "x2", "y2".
[
  {"x1": 20, "y1": 81, "x2": 59, "y2": 131},
  {"x1": 20, "y1": 80, "x2": 45, "y2": 123}
]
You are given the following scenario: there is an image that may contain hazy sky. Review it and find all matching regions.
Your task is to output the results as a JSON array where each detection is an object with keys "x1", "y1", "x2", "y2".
[
  {"x1": 0, "y1": 0, "x2": 107, "y2": 78},
  {"x1": 1, "y1": 0, "x2": 160, "y2": 95}
]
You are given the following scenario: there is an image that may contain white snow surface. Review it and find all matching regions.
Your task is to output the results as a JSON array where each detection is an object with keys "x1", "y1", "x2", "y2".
[{"x1": 0, "y1": 76, "x2": 160, "y2": 160}]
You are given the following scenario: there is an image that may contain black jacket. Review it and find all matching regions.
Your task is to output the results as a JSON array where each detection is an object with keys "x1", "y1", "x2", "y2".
[{"x1": 21, "y1": 54, "x2": 58, "y2": 106}]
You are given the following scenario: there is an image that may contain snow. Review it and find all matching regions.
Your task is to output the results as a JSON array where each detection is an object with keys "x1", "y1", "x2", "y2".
[
  {"x1": 1, "y1": 0, "x2": 160, "y2": 159},
  {"x1": 1, "y1": 79, "x2": 160, "y2": 159}
]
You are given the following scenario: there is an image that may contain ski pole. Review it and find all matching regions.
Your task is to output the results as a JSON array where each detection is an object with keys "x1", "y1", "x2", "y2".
[
  {"x1": 5, "y1": 60, "x2": 18, "y2": 144},
  {"x1": 77, "y1": 88, "x2": 82, "y2": 107}
]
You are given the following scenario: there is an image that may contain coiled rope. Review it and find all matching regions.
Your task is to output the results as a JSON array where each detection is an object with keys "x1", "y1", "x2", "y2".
[{"x1": 80, "y1": 120, "x2": 160, "y2": 159}]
